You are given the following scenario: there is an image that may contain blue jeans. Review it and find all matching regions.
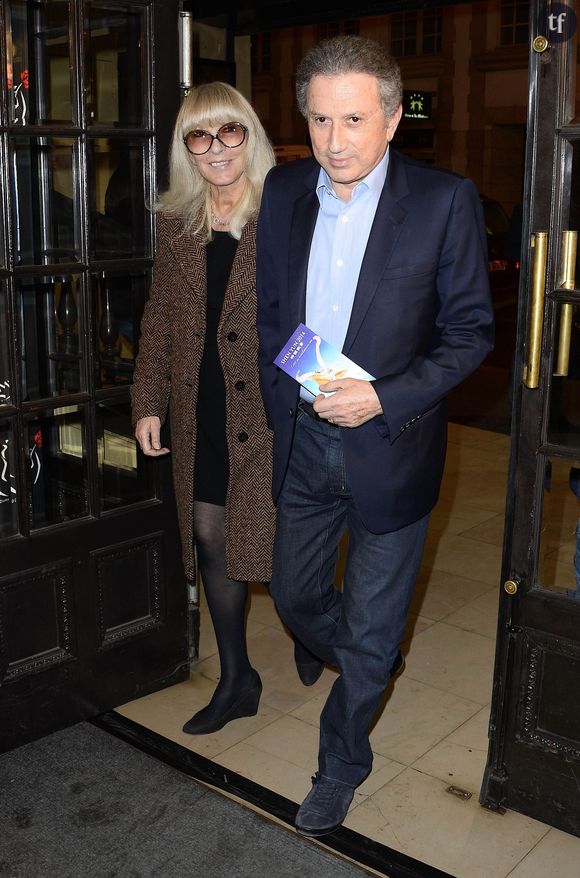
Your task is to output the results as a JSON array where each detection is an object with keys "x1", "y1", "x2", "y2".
[{"x1": 270, "y1": 408, "x2": 430, "y2": 786}]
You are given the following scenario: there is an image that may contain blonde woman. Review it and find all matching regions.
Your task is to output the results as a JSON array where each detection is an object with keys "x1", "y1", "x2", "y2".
[{"x1": 131, "y1": 83, "x2": 277, "y2": 734}]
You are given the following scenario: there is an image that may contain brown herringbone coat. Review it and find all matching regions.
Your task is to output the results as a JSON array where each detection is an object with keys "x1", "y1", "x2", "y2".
[{"x1": 131, "y1": 213, "x2": 276, "y2": 582}]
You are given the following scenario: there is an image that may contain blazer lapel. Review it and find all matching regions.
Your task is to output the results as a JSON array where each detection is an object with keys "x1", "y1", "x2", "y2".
[
  {"x1": 288, "y1": 171, "x2": 320, "y2": 329},
  {"x1": 343, "y1": 150, "x2": 410, "y2": 355}
]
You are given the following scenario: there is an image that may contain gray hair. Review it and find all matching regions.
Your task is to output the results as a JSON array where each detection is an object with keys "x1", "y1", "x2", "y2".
[
  {"x1": 155, "y1": 82, "x2": 275, "y2": 241},
  {"x1": 296, "y1": 36, "x2": 403, "y2": 121}
]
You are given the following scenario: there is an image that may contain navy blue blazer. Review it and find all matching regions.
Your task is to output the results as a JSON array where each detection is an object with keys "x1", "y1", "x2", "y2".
[{"x1": 256, "y1": 150, "x2": 494, "y2": 533}]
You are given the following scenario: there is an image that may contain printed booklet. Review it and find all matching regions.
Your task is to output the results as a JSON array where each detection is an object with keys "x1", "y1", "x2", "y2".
[{"x1": 274, "y1": 323, "x2": 375, "y2": 398}]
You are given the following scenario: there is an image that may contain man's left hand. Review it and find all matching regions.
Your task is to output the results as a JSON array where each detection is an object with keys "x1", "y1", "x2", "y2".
[{"x1": 312, "y1": 379, "x2": 383, "y2": 428}]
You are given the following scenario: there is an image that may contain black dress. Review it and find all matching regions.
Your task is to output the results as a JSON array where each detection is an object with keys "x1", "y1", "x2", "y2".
[{"x1": 193, "y1": 231, "x2": 238, "y2": 506}]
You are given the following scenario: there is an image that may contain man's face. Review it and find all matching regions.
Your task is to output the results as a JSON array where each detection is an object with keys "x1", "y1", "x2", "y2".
[{"x1": 306, "y1": 72, "x2": 402, "y2": 201}]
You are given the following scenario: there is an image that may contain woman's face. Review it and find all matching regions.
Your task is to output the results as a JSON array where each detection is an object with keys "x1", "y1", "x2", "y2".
[{"x1": 188, "y1": 122, "x2": 248, "y2": 192}]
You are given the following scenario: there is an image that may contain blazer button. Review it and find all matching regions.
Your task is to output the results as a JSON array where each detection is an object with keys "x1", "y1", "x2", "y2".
[
  {"x1": 228, "y1": 331, "x2": 238, "y2": 342},
  {"x1": 238, "y1": 431, "x2": 249, "y2": 442},
  {"x1": 289, "y1": 408, "x2": 294, "y2": 417},
  {"x1": 235, "y1": 380, "x2": 245, "y2": 391}
]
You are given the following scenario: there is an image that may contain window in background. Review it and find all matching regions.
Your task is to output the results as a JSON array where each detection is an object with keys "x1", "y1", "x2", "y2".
[{"x1": 500, "y1": 0, "x2": 530, "y2": 46}]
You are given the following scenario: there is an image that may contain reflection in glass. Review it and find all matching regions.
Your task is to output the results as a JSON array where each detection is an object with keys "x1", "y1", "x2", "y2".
[
  {"x1": 0, "y1": 289, "x2": 11, "y2": 405},
  {"x1": 93, "y1": 270, "x2": 148, "y2": 389},
  {"x1": 10, "y1": 137, "x2": 79, "y2": 264},
  {"x1": 538, "y1": 457, "x2": 580, "y2": 599},
  {"x1": 6, "y1": 0, "x2": 73, "y2": 125},
  {"x1": 17, "y1": 275, "x2": 83, "y2": 401},
  {"x1": 85, "y1": 3, "x2": 146, "y2": 127},
  {"x1": 97, "y1": 401, "x2": 155, "y2": 511},
  {"x1": 0, "y1": 420, "x2": 18, "y2": 537},
  {"x1": 88, "y1": 138, "x2": 149, "y2": 259},
  {"x1": 25, "y1": 405, "x2": 89, "y2": 529},
  {"x1": 548, "y1": 300, "x2": 580, "y2": 447},
  {"x1": 564, "y1": 141, "x2": 580, "y2": 231}
]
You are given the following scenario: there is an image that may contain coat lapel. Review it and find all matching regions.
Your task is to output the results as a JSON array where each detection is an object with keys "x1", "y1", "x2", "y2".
[
  {"x1": 221, "y1": 217, "x2": 257, "y2": 319},
  {"x1": 166, "y1": 218, "x2": 207, "y2": 309},
  {"x1": 343, "y1": 150, "x2": 410, "y2": 355},
  {"x1": 166, "y1": 214, "x2": 257, "y2": 321}
]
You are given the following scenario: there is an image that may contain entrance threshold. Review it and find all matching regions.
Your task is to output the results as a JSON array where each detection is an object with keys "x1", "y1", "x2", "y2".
[{"x1": 93, "y1": 711, "x2": 455, "y2": 878}]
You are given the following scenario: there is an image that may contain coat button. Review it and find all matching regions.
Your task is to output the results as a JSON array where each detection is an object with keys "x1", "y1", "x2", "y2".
[
  {"x1": 289, "y1": 408, "x2": 294, "y2": 417},
  {"x1": 235, "y1": 380, "x2": 245, "y2": 391},
  {"x1": 238, "y1": 431, "x2": 248, "y2": 442},
  {"x1": 228, "y1": 331, "x2": 238, "y2": 342}
]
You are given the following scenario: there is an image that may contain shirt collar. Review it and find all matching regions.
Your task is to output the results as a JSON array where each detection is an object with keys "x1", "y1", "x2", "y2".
[{"x1": 315, "y1": 145, "x2": 390, "y2": 205}]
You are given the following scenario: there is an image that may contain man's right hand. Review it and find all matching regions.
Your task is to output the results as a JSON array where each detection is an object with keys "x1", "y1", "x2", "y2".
[{"x1": 135, "y1": 416, "x2": 170, "y2": 456}]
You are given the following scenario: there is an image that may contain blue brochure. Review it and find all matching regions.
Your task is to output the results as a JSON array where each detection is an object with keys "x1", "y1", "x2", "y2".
[{"x1": 274, "y1": 323, "x2": 375, "y2": 398}]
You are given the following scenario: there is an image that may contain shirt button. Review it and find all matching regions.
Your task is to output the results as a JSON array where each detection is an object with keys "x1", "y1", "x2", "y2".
[
  {"x1": 332, "y1": 304, "x2": 339, "y2": 312},
  {"x1": 235, "y1": 380, "x2": 245, "y2": 391},
  {"x1": 238, "y1": 431, "x2": 249, "y2": 442},
  {"x1": 336, "y1": 259, "x2": 344, "y2": 268},
  {"x1": 228, "y1": 331, "x2": 238, "y2": 342},
  {"x1": 342, "y1": 215, "x2": 349, "y2": 223}
]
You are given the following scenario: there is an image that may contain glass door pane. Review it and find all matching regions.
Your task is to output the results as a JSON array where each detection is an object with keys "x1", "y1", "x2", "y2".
[
  {"x1": 548, "y1": 297, "x2": 580, "y2": 447},
  {"x1": 25, "y1": 405, "x2": 89, "y2": 529},
  {"x1": 85, "y1": 2, "x2": 148, "y2": 128},
  {"x1": 17, "y1": 274, "x2": 85, "y2": 400},
  {"x1": 93, "y1": 268, "x2": 148, "y2": 388},
  {"x1": 0, "y1": 419, "x2": 18, "y2": 537},
  {"x1": 538, "y1": 456, "x2": 580, "y2": 598},
  {"x1": 0, "y1": 284, "x2": 11, "y2": 405},
  {"x1": 97, "y1": 399, "x2": 155, "y2": 510},
  {"x1": 6, "y1": 0, "x2": 73, "y2": 126},
  {"x1": 10, "y1": 136, "x2": 80, "y2": 264},
  {"x1": 88, "y1": 137, "x2": 150, "y2": 259}
]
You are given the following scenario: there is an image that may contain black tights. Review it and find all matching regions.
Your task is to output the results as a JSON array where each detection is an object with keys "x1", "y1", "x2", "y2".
[{"x1": 193, "y1": 501, "x2": 255, "y2": 711}]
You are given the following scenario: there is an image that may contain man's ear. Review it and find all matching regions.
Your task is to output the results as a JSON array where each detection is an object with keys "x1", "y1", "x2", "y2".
[{"x1": 387, "y1": 104, "x2": 403, "y2": 142}]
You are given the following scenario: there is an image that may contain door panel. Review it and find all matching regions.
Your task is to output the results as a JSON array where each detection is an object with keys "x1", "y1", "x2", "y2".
[
  {"x1": 481, "y1": 0, "x2": 580, "y2": 835},
  {"x1": 0, "y1": 0, "x2": 184, "y2": 753}
]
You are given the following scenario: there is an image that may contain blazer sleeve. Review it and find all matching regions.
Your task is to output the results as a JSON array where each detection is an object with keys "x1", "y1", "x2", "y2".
[
  {"x1": 130, "y1": 215, "x2": 173, "y2": 427},
  {"x1": 372, "y1": 178, "x2": 494, "y2": 440}
]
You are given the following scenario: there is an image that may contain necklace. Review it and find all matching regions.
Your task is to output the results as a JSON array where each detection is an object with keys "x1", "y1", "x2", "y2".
[{"x1": 211, "y1": 201, "x2": 230, "y2": 226}]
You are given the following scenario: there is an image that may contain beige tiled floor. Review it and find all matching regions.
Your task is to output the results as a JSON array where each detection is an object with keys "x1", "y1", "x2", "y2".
[{"x1": 117, "y1": 423, "x2": 580, "y2": 878}]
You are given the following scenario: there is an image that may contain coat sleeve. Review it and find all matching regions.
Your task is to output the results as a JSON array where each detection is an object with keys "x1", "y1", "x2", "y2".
[
  {"x1": 130, "y1": 215, "x2": 174, "y2": 427},
  {"x1": 372, "y1": 178, "x2": 495, "y2": 440},
  {"x1": 256, "y1": 169, "x2": 280, "y2": 430}
]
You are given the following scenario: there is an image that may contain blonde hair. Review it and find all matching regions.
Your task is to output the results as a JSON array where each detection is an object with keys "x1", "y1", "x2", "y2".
[{"x1": 155, "y1": 82, "x2": 275, "y2": 241}]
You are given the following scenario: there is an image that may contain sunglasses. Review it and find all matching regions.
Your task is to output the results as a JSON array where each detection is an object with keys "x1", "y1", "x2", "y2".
[{"x1": 183, "y1": 122, "x2": 248, "y2": 155}]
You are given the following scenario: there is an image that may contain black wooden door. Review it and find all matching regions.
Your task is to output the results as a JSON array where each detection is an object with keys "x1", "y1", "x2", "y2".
[
  {"x1": 481, "y1": 0, "x2": 580, "y2": 836},
  {"x1": 0, "y1": 0, "x2": 185, "y2": 753}
]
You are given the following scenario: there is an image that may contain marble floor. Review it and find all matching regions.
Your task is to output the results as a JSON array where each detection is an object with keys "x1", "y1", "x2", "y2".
[{"x1": 117, "y1": 423, "x2": 580, "y2": 878}]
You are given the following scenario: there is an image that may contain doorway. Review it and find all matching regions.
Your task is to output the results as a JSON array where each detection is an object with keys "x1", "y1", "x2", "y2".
[{"x1": 481, "y1": 0, "x2": 580, "y2": 837}]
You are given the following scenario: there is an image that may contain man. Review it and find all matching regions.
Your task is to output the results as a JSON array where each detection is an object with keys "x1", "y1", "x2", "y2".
[{"x1": 256, "y1": 35, "x2": 494, "y2": 837}]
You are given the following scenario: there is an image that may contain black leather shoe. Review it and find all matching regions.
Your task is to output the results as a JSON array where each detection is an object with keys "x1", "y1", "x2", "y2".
[
  {"x1": 182, "y1": 671, "x2": 262, "y2": 735},
  {"x1": 390, "y1": 650, "x2": 406, "y2": 679},
  {"x1": 294, "y1": 640, "x2": 324, "y2": 686},
  {"x1": 295, "y1": 773, "x2": 355, "y2": 837}
]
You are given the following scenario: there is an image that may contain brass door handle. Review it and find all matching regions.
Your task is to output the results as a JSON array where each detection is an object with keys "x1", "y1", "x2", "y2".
[
  {"x1": 525, "y1": 232, "x2": 548, "y2": 389},
  {"x1": 554, "y1": 230, "x2": 577, "y2": 377}
]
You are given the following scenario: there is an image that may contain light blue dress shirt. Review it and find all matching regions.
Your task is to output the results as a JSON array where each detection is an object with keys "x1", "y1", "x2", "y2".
[{"x1": 305, "y1": 148, "x2": 390, "y2": 356}]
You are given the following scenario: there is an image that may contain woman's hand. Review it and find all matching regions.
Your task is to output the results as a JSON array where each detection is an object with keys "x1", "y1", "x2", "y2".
[{"x1": 135, "y1": 416, "x2": 170, "y2": 456}]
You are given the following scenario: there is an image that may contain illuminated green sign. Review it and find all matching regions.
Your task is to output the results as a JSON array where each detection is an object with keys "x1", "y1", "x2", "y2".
[{"x1": 403, "y1": 90, "x2": 432, "y2": 120}]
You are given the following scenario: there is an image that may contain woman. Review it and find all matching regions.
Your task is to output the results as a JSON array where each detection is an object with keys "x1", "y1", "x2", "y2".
[{"x1": 131, "y1": 83, "x2": 277, "y2": 735}]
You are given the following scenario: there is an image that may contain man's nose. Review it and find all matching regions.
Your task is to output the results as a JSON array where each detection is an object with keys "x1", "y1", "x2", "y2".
[{"x1": 327, "y1": 124, "x2": 346, "y2": 153}]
